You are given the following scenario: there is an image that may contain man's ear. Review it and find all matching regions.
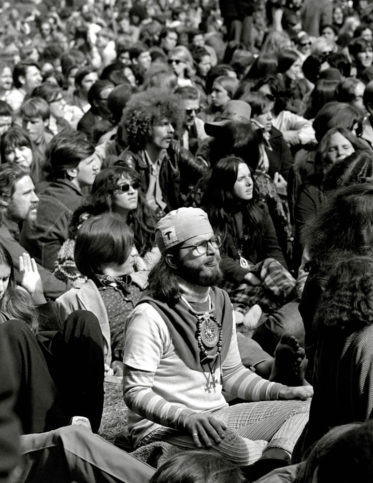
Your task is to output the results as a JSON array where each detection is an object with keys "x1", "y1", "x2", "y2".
[
  {"x1": 165, "y1": 252, "x2": 178, "y2": 269},
  {"x1": 18, "y1": 75, "x2": 26, "y2": 87},
  {"x1": 0, "y1": 197, "x2": 9, "y2": 208},
  {"x1": 66, "y1": 167, "x2": 78, "y2": 179}
]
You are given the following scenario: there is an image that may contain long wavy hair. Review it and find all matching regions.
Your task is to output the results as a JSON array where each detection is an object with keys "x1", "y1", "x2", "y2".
[
  {"x1": 315, "y1": 256, "x2": 373, "y2": 335},
  {"x1": 305, "y1": 184, "x2": 373, "y2": 272},
  {"x1": 0, "y1": 244, "x2": 37, "y2": 330},
  {"x1": 147, "y1": 249, "x2": 181, "y2": 304},
  {"x1": 202, "y1": 155, "x2": 265, "y2": 250},
  {"x1": 70, "y1": 165, "x2": 157, "y2": 256}
]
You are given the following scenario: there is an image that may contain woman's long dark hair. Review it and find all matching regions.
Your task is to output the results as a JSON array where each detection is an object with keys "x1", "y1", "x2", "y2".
[
  {"x1": 305, "y1": 183, "x2": 373, "y2": 272},
  {"x1": 202, "y1": 155, "x2": 265, "y2": 249},
  {"x1": 0, "y1": 244, "x2": 37, "y2": 329},
  {"x1": 70, "y1": 165, "x2": 157, "y2": 256}
]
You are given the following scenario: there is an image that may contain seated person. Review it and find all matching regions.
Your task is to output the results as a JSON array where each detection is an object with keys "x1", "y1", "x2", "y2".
[
  {"x1": 118, "y1": 88, "x2": 207, "y2": 216},
  {"x1": 0, "y1": 164, "x2": 68, "y2": 299},
  {"x1": 20, "y1": 97, "x2": 54, "y2": 183},
  {"x1": 21, "y1": 131, "x2": 101, "y2": 271},
  {"x1": 0, "y1": 244, "x2": 104, "y2": 434},
  {"x1": 57, "y1": 213, "x2": 146, "y2": 376},
  {"x1": 54, "y1": 165, "x2": 159, "y2": 286},
  {"x1": 123, "y1": 207, "x2": 312, "y2": 475}
]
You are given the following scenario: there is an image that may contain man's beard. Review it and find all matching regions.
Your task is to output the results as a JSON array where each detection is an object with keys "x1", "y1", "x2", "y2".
[{"x1": 177, "y1": 258, "x2": 223, "y2": 287}]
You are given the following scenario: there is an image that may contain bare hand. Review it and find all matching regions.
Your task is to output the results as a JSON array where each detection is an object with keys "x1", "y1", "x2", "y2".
[
  {"x1": 244, "y1": 272, "x2": 261, "y2": 285},
  {"x1": 19, "y1": 253, "x2": 43, "y2": 296},
  {"x1": 274, "y1": 172, "x2": 287, "y2": 195},
  {"x1": 279, "y1": 385, "x2": 313, "y2": 401},
  {"x1": 111, "y1": 361, "x2": 124, "y2": 377},
  {"x1": 184, "y1": 413, "x2": 227, "y2": 448}
]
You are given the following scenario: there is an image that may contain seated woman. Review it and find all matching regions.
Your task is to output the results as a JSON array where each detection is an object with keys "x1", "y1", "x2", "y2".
[
  {"x1": 294, "y1": 127, "x2": 370, "y2": 268},
  {"x1": 0, "y1": 126, "x2": 46, "y2": 184},
  {"x1": 298, "y1": 256, "x2": 373, "y2": 457},
  {"x1": 202, "y1": 155, "x2": 303, "y2": 355},
  {"x1": 57, "y1": 213, "x2": 146, "y2": 376},
  {"x1": 54, "y1": 165, "x2": 159, "y2": 286},
  {"x1": 0, "y1": 244, "x2": 104, "y2": 434}
]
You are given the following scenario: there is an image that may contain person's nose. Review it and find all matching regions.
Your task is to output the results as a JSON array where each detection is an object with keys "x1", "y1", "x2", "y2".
[
  {"x1": 168, "y1": 123, "x2": 174, "y2": 134},
  {"x1": 14, "y1": 147, "x2": 22, "y2": 159},
  {"x1": 32, "y1": 191, "x2": 39, "y2": 203}
]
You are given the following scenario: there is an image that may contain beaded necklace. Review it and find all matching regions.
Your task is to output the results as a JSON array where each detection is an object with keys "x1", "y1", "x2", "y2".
[{"x1": 180, "y1": 294, "x2": 223, "y2": 392}]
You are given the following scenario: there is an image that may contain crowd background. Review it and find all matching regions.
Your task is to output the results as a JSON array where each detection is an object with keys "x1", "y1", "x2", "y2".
[{"x1": 2, "y1": 0, "x2": 373, "y2": 481}]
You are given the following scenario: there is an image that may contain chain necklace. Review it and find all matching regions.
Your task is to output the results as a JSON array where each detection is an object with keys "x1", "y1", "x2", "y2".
[{"x1": 181, "y1": 294, "x2": 223, "y2": 393}]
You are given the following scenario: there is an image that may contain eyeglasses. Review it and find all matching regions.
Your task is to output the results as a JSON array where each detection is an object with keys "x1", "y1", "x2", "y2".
[
  {"x1": 181, "y1": 235, "x2": 221, "y2": 255},
  {"x1": 185, "y1": 108, "x2": 200, "y2": 115},
  {"x1": 168, "y1": 58, "x2": 183, "y2": 65},
  {"x1": 51, "y1": 96, "x2": 64, "y2": 103},
  {"x1": 116, "y1": 181, "x2": 140, "y2": 193},
  {"x1": 300, "y1": 41, "x2": 311, "y2": 47}
]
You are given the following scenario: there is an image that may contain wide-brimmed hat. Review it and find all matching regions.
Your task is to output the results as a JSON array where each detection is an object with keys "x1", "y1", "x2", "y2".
[{"x1": 204, "y1": 100, "x2": 252, "y2": 137}]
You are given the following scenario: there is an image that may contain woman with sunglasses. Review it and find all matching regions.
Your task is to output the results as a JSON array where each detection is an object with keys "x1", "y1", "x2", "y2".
[
  {"x1": 54, "y1": 165, "x2": 159, "y2": 286},
  {"x1": 168, "y1": 46, "x2": 196, "y2": 88}
]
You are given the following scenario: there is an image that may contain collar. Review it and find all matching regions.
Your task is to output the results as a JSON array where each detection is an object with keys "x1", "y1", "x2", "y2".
[
  {"x1": 177, "y1": 276, "x2": 210, "y2": 303},
  {"x1": 2, "y1": 214, "x2": 21, "y2": 240}
]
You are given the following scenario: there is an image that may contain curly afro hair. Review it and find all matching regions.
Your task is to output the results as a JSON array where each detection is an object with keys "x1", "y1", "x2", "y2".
[{"x1": 121, "y1": 88, "x2": 185, "y2": 151}]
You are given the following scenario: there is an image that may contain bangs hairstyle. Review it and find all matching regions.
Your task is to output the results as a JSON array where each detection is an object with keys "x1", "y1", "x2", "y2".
[
  {"x1": 75, "y1": 213, "x2": 134, "y2": 279},
  {"x1": 90, "y1": 165, "x2": 140, "y2": 212},
  {"x1": 20, "y1": 97, "x2": 50, "y2": 121},
  {"x1": 0, "y1": 126, "x2": 32, "y2": 164},
  {"x1": 212, "y1": 75, "x2": 239, "y2": 98},
  {"x1": 122, "y1": 88, "x2": 184, "y2": 151}
]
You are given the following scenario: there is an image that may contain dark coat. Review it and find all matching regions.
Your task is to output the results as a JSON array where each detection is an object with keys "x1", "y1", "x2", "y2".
[
  {"x1": 217, "y1": 203, "x2": 287, "y2": 283},
  {"x1": 21, "y1": 180, "x2": 83, "y2": 272},
  {"x1": 118, "y1": 140, "x2": 207, "y2": 212}
]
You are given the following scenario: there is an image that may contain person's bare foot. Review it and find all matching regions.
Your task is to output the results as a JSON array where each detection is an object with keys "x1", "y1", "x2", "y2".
[{"x1": 269, "y1": 335, "x2": 308, "y2": 386}]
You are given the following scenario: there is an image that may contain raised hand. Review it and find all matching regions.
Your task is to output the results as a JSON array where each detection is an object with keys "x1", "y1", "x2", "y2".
[{"x1": 19, "y1": 253, "x2": 45, "y2": 302}]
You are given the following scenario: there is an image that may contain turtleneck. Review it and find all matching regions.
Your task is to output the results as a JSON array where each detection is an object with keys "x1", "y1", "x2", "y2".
[{"x1": 177, "y1": 276, "x2": 210, "y2": 304}]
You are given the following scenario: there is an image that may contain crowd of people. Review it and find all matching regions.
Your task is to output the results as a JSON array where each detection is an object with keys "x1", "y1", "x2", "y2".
[{"x1": 2, "y1": 0, "x2": 373, "y2": 481}]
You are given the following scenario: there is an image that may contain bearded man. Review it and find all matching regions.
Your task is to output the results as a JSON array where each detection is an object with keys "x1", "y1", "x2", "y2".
[{"x1": 123, "y1": 207, "x2": 312, "y2": 477}]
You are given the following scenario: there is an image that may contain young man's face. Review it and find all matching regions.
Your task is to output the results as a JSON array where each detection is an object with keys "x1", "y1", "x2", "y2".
[
  {"x1": 176, "y1": 232, "x2": 222, "y2": 287},
  {"x1": 181, "y1": 98, "x2": 200, "y2": 127},
  {"x1": 137, "y1": 51, "x2": 152, "y2": 71},
  {"x1": 149, "y1": 118, "x2": 174, "y2": 150},
  {"x1": 197, "y1": 55, "x2": 211, "y2": 77},
  {"x1": 161, "y1": 31, "x2": 178, "y2": 52},
  {"x1": 22, "y1": 116, "x2": 48, "y2": 143},
  {"x1": 23, "y1": 66, "x2": 42, "y2": 93},
  {"x1": 75, "y1": 153, "x2": 101, "y2": 188},
  {"x1": 7, "y1": 175, "x2": 39, "y2": 223},
  {"x1": 0, "y1": 67, "x2": 12, "y2": 91}
]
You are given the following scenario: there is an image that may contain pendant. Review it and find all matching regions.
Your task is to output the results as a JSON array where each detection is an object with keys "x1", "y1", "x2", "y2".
[
  {"x1": 240, "y1": 256, "x2": 249, "y2": 268},
  {"x1": 198, "y1": 314, "x2": 219, "y2": 348}
]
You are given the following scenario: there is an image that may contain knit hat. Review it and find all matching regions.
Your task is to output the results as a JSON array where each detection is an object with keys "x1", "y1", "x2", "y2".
[{"x1": 155, "y1": 207, "x2": 213, "y2": 253}]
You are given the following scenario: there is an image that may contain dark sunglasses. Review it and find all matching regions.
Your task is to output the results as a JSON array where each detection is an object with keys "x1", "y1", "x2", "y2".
[
  {"x1": 300, "y1": 41, "x2": 311, "y2": 47},
  {"x1": 185, "y1": 108, "x2": 200, "y2": 115},
  {"x1": 168, "y1": 58, "x2": 182, "y2": 65},
  {"x1": 116, "y1": 181, "x2": 140, "y2": 192}
]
